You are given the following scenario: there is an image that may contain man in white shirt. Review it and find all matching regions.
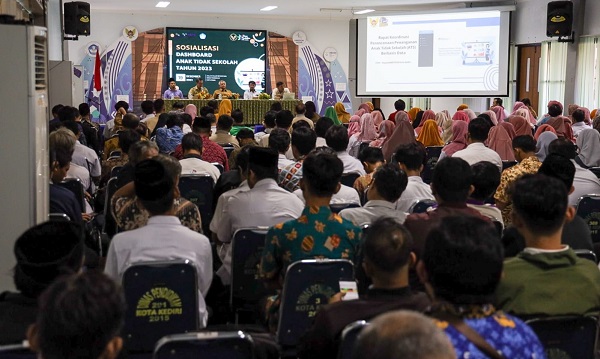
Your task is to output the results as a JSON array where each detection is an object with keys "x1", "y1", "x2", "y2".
[
  {"x1": 340, "y1": 163, "x2": 408, "y2": 226},
  {"x1": 572, "y1": 109, "x2": 591, "y2": 138},
  {"x1": 104, "y1": 158, "x2": 213, "y2": 327},
  {"x1": 452, "y1": 117, "x2": 502, "y2": 172},
  {"x1": 325, "y1": 125, "x2": 366, "y2": 175},
  {"x1": 272, "y1": 81, "x2": 290, "y2": 100},
  {"x1": 291, "y1": 103, "x2": 314, "y2": 129},
  {"x1": 178, "y1": 133, "x2": 221, "y2": 183},
  {"x1": 216, "y1": 147, "x2": 304, "y2": 284},
  {"x1": 269, "y1": 128, "x2": 295, "y2": 170},
  {"x1": 255, "y1": 110, "x2": 276, "y2": 143},
  {"x1": 63, "y1": 120, "x2": 101, "y2": 183},
  {"x1": 315, "y1": 116, "x2": 334, "y2": 148},
  {"x1": 394, "y1": 142, "x2": 435, "y2": 212},
  {"x1": 243, "y1": 80, "x2": 259, "y2": 100}
]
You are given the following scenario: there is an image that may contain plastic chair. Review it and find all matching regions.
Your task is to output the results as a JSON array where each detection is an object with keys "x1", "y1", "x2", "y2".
[
  {"x1": 110, "y1": 165, "x2": 123, "y2": 178},
  {"x1": 230, "y1": 227, "x2": 271, "y2": 323},
  {"x1": 576, "y1": 195, "x2": 600, "y2": 243},
  {"x1": 49, "y1": 212, "x2": 71, "y2": 221},
  {"x1": 573, "y1": 249, "x2": 598, "y2": 263},
  {"x1": 338, "y1": 320, "x2": 369, "y2": 359},
  {"x1": 178, "y1": 174, "x2": 215, "y2": 234},
  {"x1": 211, "y1": 162, "x2": 224, "y2": 174},
  {"x1": 330, "y1": 203, "x2": 361, "y2": 214},
  {"x1": 57, "y1": 178, "x2": 86, "y2": 211},
  {"x1": 277, "y1": 259, "x2": 355, "y2": 351},
  {"x1": 421, "y1": 146, "x2": 443, "y2": 184},
  {"x1": 154, "y1": 331, "x2": 254, "y2": 359},
  {"x1": 109, "y1": 150, "x2": 122, "y2": 157},
  {"x1": 219, "y1": 143, "x2": 236, "y2": 157},
  {"x1": 0, "y1": 344, "x2": 36, "y2": 359},
  {"x1": 409, "y1": 199, "x2": 437, "y2": 214},
  {"x1": 122, "y1": 260, "x2": 199, "y2": 352},
  {"x1": 526, "y1": 316, "x2": 598, "y2": 359},
  {"x1": 340, "y1": 173, "x2": 360, "y2": 188}
]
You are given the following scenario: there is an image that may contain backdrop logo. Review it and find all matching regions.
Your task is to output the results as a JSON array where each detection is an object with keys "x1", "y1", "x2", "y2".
[
  {"x1": 199, "y1": 33, "x2": 207, "y2": 40},
  {"x1": 230, "y1": 33, "x2": 251, "y2": 42}
]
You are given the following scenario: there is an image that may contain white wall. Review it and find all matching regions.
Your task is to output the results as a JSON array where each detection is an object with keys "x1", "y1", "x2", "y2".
[{"x1": 582, "y1": 0, "x2": 600, "y2": 36}]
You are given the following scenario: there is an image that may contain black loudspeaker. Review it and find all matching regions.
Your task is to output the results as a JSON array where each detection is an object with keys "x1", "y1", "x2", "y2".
[
  {"x1": 546, "y1": 1, "x2": 573, "y2": 37},
  {"x1": 64, "y1": 2, "x2": 90, "y2": 36}
]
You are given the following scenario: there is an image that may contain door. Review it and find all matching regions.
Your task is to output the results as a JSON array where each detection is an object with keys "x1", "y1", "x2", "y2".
[{"x1": 517, "y1": 45, "x2": 541, "y2": 111}]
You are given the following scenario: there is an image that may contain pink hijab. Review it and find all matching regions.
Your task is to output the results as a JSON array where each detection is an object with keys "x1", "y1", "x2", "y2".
[
  {"x1": 491, "y1": 106, "x2": 506, "y2": 122},
  {"x1": 370, "y1": 120, "x2": 395, "y2": 148},
  {"x1": 185, "y1": 104, "x2": 197, "y2": 118},
  {"x1": 499, "y1": 122, "x2": 517, "y2": 140},
  {"x1": 415, "y1": 110, "x2": 437, "y2": 135},
  {"x1": 483, "y1": 110, "x2": 498, "y2": 125},
  {"x1": 357, "y1": 113, "x2": 378, "y2": 142},
  {"x1": 371, "y1": 110, "x2": 384, "y2": 129},
  {"x1": 382, "y1": 120, "x2": 416, "y2": 162},
  {"x1": 514, "y1": 107, "x2": 535, "y2": 125},
  {"x1": 548, "y1": 116, "x2": 575, "y2": 142},
  {"x1": 534, "y1": 124, "x2": 557, "y2": 140},
  {"x1": 442, "y1": 121, "x2": 469, "y2": 156},
  {"x1": 347, "y1": 115, "x2": 361, "y2": 137},
  {"x1": 580, "y1": 107, "x2": 592, "y2": 126},
  {"x1": 358, "y1": 103, "x2": 371, "y2": 113},
  {"x1": 355, "y1": 109, "x2": 366, "y2": 117},
  {"x1": 463, "y1": 109, "x2": 477, "y2": 121},
  {"x1": 488, "y1": 125, "x2": 516, "y2": 161},
  {"x1": 509, "y1": 116, "x2": 532, "y2": 137},
  {"x1": 395, "y1": 111, "x2": 410, "y2": 123},
  {"x1": 452, "y1": 111, "x2": 470, "y2": 123}
]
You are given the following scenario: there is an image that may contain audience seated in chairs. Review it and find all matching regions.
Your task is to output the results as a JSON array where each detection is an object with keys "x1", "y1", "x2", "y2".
[
  {"x1": 173, "y1": 116, "x2": 229, "y2": 170},
  {"x1": 404, "y1": 157, "x2": 490, "y2": 259},
  {"x1": 105, "y1": 157, "x2": 212, "y2": 327},
  {"x1": 394, "y1": 142, "x2": 435, "y2": 212},
  {"x1": 452, "y1": 117, "x2": 502, "y2": 172},
  {"x1": 27, "y1": 272, "x2": 125, "y2": 359},
  {"x1": 468, "y1": 161, "x2": 503, "y2": 227},
  {"x1": 269, "y1": 128, "x2": 294, "y2": 171},
  {"x1": 111, "y1": 154, "x2": 202, "y2": 232},
  {"x1": 278, "y1": 127, "x2": 317, "y2": 192},
  {"x1": 502, "y1": 154, "x2": 594, "y2": 257},
  {"x1": 418, "y1": 216, "x2": 545, "y2": 358},
  {"x1": 215, "y1": 147, "x2": 304, "y2": 286},
  {"x1": 352, "y1": 147, "x2": 384, "y2": 197},
  {"x1": 228, "y1": 128, "x2": 257, "y2": 169},
  {"x1": 49, "y1": 136, "x2": 84, "y2": 224},
  {"x1": 255, "y1": 110, "x2": 277, "y2": 143},
  {"x1": 495, "y1": 173, "x2": 600, "y2": 317},
  {"x1": 210, "y1": 115, "x2": 240, "y2": 149},
  {"x1": 103, "y1": 113, "x2": 144, "y2": 160},
  {"x1": 179, "y1": 132, "x2": 221, "y2": 183},
  {"x1": 156, "y1": 113, "x2": 185, "y2": 154},
  {"x1": 293, "y1": 147, "x2": 360, "y2": 206},
  {"x1": 115, "y1": 140, "x2": 159, "y2": 189},
  {"x1": 0, "y1": 221, "x2": 84, "y2": 345},
  {"x1": 62, "y1": 120, "x2": 102, "y2": 184},
  {"x1": 299, "y1": 217, "x2": 429, "y2": 359},
  {"x1": 340, "y1": 164, "x2": 409, "y2": 226},
  {"x1": 325, "y1": 125, "x2": 366, "y2": 176},
  {"x1": 260, "y1": 149, "x2": 362, "y2": 332},
  {"x1": 494, "y1": 135, "x2": 542, "y2": 226},
  {"x1": 259, "y1": 110, "x2": 294, "y2": 149},
  {"x1": 100, "y1": 130, "x2": 141, "y2": 186},
  {"x1": 352, "y1": 311, "x2": 454, "y2": 359}
]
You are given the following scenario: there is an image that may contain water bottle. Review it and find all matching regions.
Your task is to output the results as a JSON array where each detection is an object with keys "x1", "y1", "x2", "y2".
[{"x1": 219, "y1": 93, "x2": 222, "y2": 100}]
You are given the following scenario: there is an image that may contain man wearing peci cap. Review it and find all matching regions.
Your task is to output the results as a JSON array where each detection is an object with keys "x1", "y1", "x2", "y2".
[
  {"x1": 163, "y1": 78, "x2": 184, "y2": 99},
  {"x1": 0, "y1": 221, "x2": 85, "y2": 345}
]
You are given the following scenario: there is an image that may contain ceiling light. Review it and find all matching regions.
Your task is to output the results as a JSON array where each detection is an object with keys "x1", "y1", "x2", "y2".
[
  {"x1": 353, "y1": 9, "x2": 375, "y2": 15},
  {"x1": 155, "y1": 2, "x2": 170, "y2": 8},
  {"x1": 260, "y1": 6, "x2": 277, "y2": 11}
]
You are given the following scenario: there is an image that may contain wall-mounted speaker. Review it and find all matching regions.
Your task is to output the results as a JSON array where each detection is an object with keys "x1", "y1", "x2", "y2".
[
  {"x1": 546, "y1": 1, "x2": 573, "y2": 37},
  {"x1": 64, "y1": 2, "x2": 90, "y2": 36}
]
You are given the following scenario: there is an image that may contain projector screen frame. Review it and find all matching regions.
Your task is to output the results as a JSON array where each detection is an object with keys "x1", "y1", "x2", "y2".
[
  {"x1": 165, "y1": 26, "x2": 269, "y2": 96},
  {"x1": 353, "y1": 7, "x2": 514, "y2": 98}
]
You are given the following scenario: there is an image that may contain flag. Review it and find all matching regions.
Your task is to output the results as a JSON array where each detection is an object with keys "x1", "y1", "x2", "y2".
[{"x1": 93, "y1": 50, "x2": 102, "y2": 91}]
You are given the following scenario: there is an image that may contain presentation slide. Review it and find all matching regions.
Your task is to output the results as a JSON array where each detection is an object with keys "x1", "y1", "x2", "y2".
[
  {"x1": 356, "y1": 10, "x2": 511, "y2": 97},
  {"x1": 166, "y1": 28, "x2": 267, "y2": 96}
]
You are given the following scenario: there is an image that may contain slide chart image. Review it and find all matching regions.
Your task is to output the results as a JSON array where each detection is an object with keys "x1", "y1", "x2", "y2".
[
  {"x1": 167, "y1": 28, "x2": 266, "y2": 95},
  {"x1": 362, "y1": 10, "x2": 504, "y2": 94}
]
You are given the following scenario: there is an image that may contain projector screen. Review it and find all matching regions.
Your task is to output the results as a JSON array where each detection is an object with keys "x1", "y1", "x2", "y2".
[
  {"x1": 166, "y1": 27, "x2": 267, "y2": 96},
  {"x1": 355, "y1": 10, "x2": 511, "y2": 97}
]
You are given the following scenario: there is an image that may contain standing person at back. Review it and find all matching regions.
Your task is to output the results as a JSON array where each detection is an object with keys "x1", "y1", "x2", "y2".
[
  {"x1": 394, "y1": 142, "x2": 435, "y2": 212},
  {"x1": 325, "y1": 125, "x2": 366, "y2": 175},
  {"x1": 452, "y1": 118, "x2": 502, "y2": 172}
]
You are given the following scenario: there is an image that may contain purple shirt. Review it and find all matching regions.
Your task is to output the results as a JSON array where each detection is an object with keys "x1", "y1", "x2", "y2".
[{"x1": 163, "y1": 88, "x2": 184, "y2": 99}]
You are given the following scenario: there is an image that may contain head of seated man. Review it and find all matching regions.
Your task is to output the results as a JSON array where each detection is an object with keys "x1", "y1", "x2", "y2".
[
  {"x1": 431, "y1": 157, "x2": 473, "y2": 205},
  {"x1": 134, "y1": 158, "x2": 177, "y2": 216},
  {"x1": 291, "y1": 127, "x2": 317, "y2": 161},
  {"x1": 300, "y1": 147, "x2": 344, "y2": 204},
  {"x1": 236, "y1": 128, "x2": 255, "y2": 147},
  {"x1": 359, "y1": 147, "x2": 385, "y2": 174},
  {"x1": 395, "y1": 142, "x2": 427, "y2": 176},
  {"x1": 469, "y1": 161, "x2": 501, "y2": 203},
  {"x1": 368, "y1": 164, "x2": 408, "y2": 204},
  {"x1": 275, "y1": 110, "x2": 294, "y2": 130},
  {"x1": 269, "y1": 128, "x2": 291, "y2": 155},
  {"x1": 325, "y1": 125, "x2": 350, "y2": 153},
  {"x1": 315, "y1": 116, "x2": 334, "y2": 139},
  {"x1": 467, "y1": 117, "x2": 491, "y2": 144},
  {"x1": 352, "y1": 310, "x2": 454, "y2": 359},
  {"x1": 181, "y1": 132, "x2": 203, "y2": 157},
  {"x1": 27, "y1": 272, "x2": 125, "y2": 359},
  {"x1": 247, "y1": 147, "x2": 279, "y2": 189},
  {"x1": 216, "y1": 115, "x2": 234, "y2": 133}
]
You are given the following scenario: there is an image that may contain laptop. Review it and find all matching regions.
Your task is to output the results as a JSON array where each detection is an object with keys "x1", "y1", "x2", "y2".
[{"x1": 283, "y1": 92, "x2": 295, "y2": 100}]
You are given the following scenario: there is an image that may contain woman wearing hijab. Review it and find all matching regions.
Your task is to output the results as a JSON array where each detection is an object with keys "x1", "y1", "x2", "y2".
[
  {"x1": 435, "y1": 112, "x2": 452, "y2": 143},
  {"x1": 521, "y1": 98, "x2": 538, "y2": 119},
  {"x1": 509, "y1": 115, "x2": 533, "y2": 137},
  {"x1": 499, "y1": 121, "x2": 517, "y2": 140},
  {"x1": 305, "y1": 101, "x2": 320, "y2": 122},
  {"x1": 440, "y1": 120, "x2": 468, "y2": 159},
  {"x1": 511, "y1": 101, "x2": 536, "y2": 125},
  {"x1": 452, "y1": 111, "x2": 470, "y2": 123},
  {"x1": 370, "y1": 120, "x2": 395, "y2": 148},
  {"x1": 217, "y1": 99, "x2": 232, "y2": 117},
  {"x1": 335, "y1": 102, "x2": 351, "y2": 124},
  {"x1": 324, "y1": 106, "x2": 341, "y2": 125},
  {"x1": 382, "y1": 120, "x2": 416, "y2": 162},
  {"x1": 463, "y1": 108, "x2": 477, "y2": 121},
  {"x1": 487, "y1": 125, "x2": 516, "y2": 161},
  {"x1": 457, "y1": 104, "x2": 469, "y2": 111},
  {"x1": 371, "y1": 110, "x2": 384, "y2": 130},
  {"x1": 347, "y1": 115, "x2": 361, "y2": 137},
  {"x1": 576, "y1": 128, "x2": 600, "y2": 168},
  {"x1": 535, "y1": 131, "x2": 558, "y2": 161},
  {"x1": 414, "y1": 110, "x2": 436, "y2": 135},
  {"x1": 349, "y1": 113, "x2": 377, "y2": 156},
  {"x1": 416, "y1": 119, "x2": 444, "y2": 147},
  {"x1": 358, "y1": 103, "x2": 371, "y2": 113},
  {"x1": 483, "y1": 110, "x2": 498, "y2": 125},
  {"x1": 591, "y1": 109, "x2": 598, "y2": 120},
  {"x1": 491, "y1": 105, "x2": 506, "y2": 122},
  {"x1": 395, "y1": 111, "x2": 410, "y2": 123},
  {"x1": 534, "y1": 124, "x2": 557, "y2": 140},
  {"x1": 594, "y1": 117, "x2": 600, "y2": 134},
  {"x1": 365, "y1": 102, "x2": 374, "y2": 111},
  {"x1": 547, "y1": 116, "x2": 575, "y2": 142},
  {"x1": 407, "y1": 107, "x2": 421, "y2": 122},
  {"x1": 579, "y1": 107, "x2": 592, "y2": 126},
  {"x1": 412, "y1": 110, "x2": 425, "y2": 129},
  {"x1": 185, "y1": 104, "x2": 197, "y2": 119}
]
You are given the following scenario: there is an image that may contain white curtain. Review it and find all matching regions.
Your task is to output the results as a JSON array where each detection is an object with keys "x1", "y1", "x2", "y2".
[
  {"x1": 412, "y1": 97, "x2": 431, "y2": 110},
  {"x1": 575, "y1": 37, "x2": 599, "y2": 109},
  {"x1": 538, "y1": 41, "x2": 568, "y2": 116}
]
